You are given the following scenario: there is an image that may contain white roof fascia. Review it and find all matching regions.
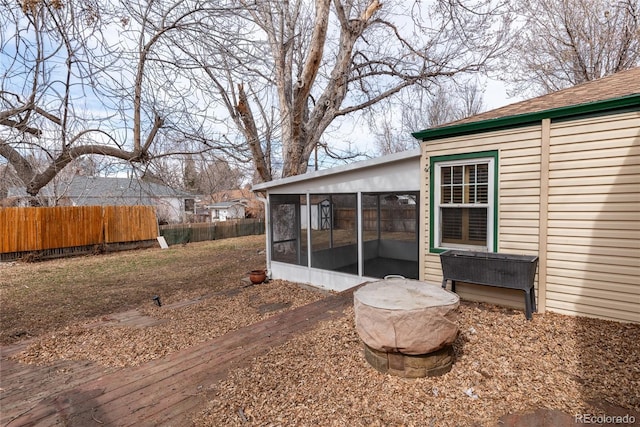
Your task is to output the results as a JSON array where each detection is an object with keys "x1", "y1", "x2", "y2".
[{"x1": 252, "y1": 148, "x2": 421, "y2": 192}]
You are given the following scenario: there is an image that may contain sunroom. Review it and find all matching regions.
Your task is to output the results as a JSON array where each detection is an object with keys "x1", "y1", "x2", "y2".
[{"x1": 252, "y1": 149, "x2": 422, "y2": 292}]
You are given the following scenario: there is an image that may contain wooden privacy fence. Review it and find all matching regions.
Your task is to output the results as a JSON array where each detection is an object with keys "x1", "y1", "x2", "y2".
[
  {"x1": 159, "y1": 218, "x2": 265, "y2": 245},
  {"x1": 0, "y1": 206, "x2": 158, "y2": 260},
  {"x1": 334, "y1": 206, "x2": 417, "y2": 232}
]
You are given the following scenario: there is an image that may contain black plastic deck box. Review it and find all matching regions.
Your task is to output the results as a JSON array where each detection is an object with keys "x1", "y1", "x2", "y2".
[{"x1": 439, "y1": 250, "x2": 539, "y2": 319}]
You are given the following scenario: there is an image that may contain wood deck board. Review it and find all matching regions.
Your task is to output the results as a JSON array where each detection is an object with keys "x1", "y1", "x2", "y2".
[
  {"x1": 0, "y1": 356, "x2": 109, "y2": 384},
  {"x1": 1, "y1": 288, "x2": 356, "y2": 426},
  {"x1": 0, "y1": 359, "x2": 113, "y2": 410},
  {"x1": 0, "y1": 342, "x2": 31, "y2": 358},
  {"x1": 61, "y1": 293, "x2": 352, "y2": 422},
  {"x1": 111, "y1": 313, "x2": 344, "y2": 424},
  {"x1": 1, "y1": 361, "x2": 108, "y2": 399}
]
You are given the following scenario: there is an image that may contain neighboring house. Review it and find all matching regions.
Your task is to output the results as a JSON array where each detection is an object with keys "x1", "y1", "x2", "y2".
[
  {"x1": 207, "y1": 187, "x2": 263, "y2": 219},
  {"x1": 7, "y1": 176, "x2": 196, "y2": 223},
  {"x1": 254, "y1": 68, "x2": 639, "y2": 324},
  {"x1": 208, "y1": 200, "x2": 246, "y2": 221}
]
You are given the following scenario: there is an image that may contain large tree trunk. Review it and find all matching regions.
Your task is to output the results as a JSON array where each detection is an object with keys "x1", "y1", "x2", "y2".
[
  {"x1": 277, "y1": 0, "x2": 381, "y2": 178},
  {"x1": 236, "y1": 84, "x2": 272, "y2": 182}
]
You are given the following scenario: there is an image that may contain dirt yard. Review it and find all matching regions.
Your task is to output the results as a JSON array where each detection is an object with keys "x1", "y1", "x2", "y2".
[{"x1": 1, "y1": 236, "x2": 639, "y2": 426}]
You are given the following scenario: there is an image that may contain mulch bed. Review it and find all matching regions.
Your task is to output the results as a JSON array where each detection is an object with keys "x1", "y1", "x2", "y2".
[
  {"x1": 14, "y1": 279, "x2": 326, "y2": 367},
  {"x1": 8, "y1": 277, "x2": 640, "y2": 426},
  {"x1": 194, "y1": 302, "x2": 640, "y2": 426}
]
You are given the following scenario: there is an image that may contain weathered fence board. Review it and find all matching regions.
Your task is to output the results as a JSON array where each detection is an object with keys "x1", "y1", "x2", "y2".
[
  {"x1": 335, "y1": 206, "x2": 417, "y2": 232},
  {"x1": 159, "y1": 219, "x2": 264, "y2": 245},
  {"x1": 104, "y1": 205, "x2": 158, "y2": 243},
  {"x1": 0, "y1": 206, "x2": 157, "y2": 255}
]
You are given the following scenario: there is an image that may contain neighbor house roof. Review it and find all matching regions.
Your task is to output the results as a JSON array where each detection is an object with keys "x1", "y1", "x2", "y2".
[
  {"x1": 208, "y1": 201, "x2": 246, "y2": 209},
  {"x1": 67, "y1": 176, "x2": 193, "y2": 199},
  {"x1": 8, "y1": 176, "x2": 194, "y2": 206},
  {"x1": 413, "y1": 67, "x2": 640, "y2": 141},
  {"x1": 209, "y1": 188, "x2": 255, "y2": 203}
]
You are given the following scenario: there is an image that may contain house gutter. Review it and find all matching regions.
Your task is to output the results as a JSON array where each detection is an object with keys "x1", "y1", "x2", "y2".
[{"x1": 412, "y1": 93, "x2": 640, "y2": 141}]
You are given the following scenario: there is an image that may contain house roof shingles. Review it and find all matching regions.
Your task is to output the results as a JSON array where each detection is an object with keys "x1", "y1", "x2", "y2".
[
  {"x1": 413, "y1": 67, "x2": 640, "y2": 140},
  {"x1": 7, "y1": 176, "x2": 194, "y2": 206},
  {"x1": 69, "y1": 177, "x2": 192, "y2": 198},
  {"x1": 209, "y1": 201, "x2": 246, "y2": 209}
]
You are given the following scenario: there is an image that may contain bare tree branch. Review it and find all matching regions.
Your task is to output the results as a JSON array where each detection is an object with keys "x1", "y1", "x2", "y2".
[
  {"x1": 501, "y1": 0, "x2": 640, "y2": 95},
  {"x1": 236, "y1": 83, "x2": 271, "y2": 182},
  {"x1": 1, "y1": 0, "x2": 241, "y2": 201}
]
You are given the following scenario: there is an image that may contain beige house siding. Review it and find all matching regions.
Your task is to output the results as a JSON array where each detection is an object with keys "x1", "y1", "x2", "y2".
[
  {"x1": 421, "y1": 110, "x2": 640, "y2": 323},
  {"x1": 422, "y1": 126, "x2": 542, "y2": 309},
  {"x1": 545, "y1": 111, "x2": 640, "y2": 322}
]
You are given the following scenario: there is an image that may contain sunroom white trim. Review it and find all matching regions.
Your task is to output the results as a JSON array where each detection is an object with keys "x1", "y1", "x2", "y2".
[
  {"x1": 253, "y1": 148, "x2": 421, "y2": 193},
  {"x1": 253, "y1": 149, "x2": 422, "y2": 292}
]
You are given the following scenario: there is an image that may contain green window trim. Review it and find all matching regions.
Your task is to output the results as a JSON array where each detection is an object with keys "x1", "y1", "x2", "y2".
[{"x1": 429, "y1": 150, "x2": 499, "y2": 254}]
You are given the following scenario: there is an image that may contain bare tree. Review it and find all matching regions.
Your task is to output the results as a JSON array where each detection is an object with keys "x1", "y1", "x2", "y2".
[
  {"x1": 455, "y1": 81, "x2": 486, "y2": 119},
  {"x1": 139, "y1": 158, "x2": 183, "y2": 189},
  {"x1": 197, "y1": 159, "x2": 244, "y2": 195},
  {"x1": 372, "y1": 115, "x2": 419, "y2": 156},
  {"x1": 0, "y1": 164, "x2": 20, "y2": 204},
  {"x1": 2, "y1": 0, "x2": 511, "y2": 199},
  {"x1": 0, "y1": 0, "x2": 236, "y2": 201},
  {"x1": 177, "y1": 0, "x2": 511, "y2": 181},
  {"x1": 370, "y1": 80, "x2": 486, "y2": 155},
  {"x1": 502, "y1": 0, "x2": 640, "y2": 95},
  {"x1": 182, "y1": 155, "x2": 199, "y2": 193}
]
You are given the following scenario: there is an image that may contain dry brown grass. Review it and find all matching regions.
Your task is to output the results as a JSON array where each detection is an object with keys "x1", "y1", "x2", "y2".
[
  {"x1": 14, "y1": 279, "x2": 326, "y2": 368},
  {"x1": 0, "y1": 235, "x2": 266, "y2": 344}
]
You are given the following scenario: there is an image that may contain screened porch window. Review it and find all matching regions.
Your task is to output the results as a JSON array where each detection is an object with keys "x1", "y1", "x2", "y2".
[
  {"x1": 310, "y1": 194, "x2": 358, "y2": 274},
  {"x1": 270, "y1": 194, "x2": 307, "y2": 266},
  {"x1": 362, "y1": 192, "x2": 419, "y2": 279},
  {"x1": 432, "y1": 154, "x2": 496, "y2": 251}
]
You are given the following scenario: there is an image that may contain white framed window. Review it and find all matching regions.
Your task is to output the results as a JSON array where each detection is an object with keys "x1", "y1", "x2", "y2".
[{"x1": 431, "y1": 153, "x2": 496, "y2": 252}]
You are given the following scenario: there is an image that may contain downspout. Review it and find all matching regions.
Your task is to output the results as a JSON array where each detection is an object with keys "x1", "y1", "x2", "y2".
[
  {"x1": 357, "y1": 192, "x2": 363, "y2": 277},
  {"x1": 255, "y1": 191, "x2": 271, "y2": 280}
]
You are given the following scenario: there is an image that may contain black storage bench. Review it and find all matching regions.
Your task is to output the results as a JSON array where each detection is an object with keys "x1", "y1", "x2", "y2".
[{"x1": 439, "y1": 250, "x2": 539, "y2": 320}]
